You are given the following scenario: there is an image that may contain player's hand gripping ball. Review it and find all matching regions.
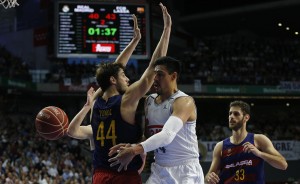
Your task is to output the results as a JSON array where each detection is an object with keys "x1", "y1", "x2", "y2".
[{"x1": 35, "y1": 106, "x2": 69, "y2": 140}]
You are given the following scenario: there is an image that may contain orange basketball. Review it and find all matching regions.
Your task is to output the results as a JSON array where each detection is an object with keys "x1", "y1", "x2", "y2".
[{"x1": 35, "y1": 106, "x2": 69, "y2": 140}]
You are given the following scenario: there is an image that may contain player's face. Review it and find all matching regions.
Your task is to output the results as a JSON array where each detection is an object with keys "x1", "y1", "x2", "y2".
[
  {"x1": 228, "y1": 106, "x2": 245, "y2": 131},
  {"x1": 153, "y1": 65, "x2": 172, "y2": 95},
  {"x1": 116, "y1": 69, "x2": 129, "y2": 94}
]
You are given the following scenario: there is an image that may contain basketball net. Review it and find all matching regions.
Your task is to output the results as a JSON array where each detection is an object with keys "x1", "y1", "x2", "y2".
[{"x1": 0, "y1": 0, "x2": 19, "y2": 9}]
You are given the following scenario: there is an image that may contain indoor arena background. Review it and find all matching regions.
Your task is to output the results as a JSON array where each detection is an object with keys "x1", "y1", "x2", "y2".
[{"x1": 1, "y1": 0, "x2": 299, "y2": 183}]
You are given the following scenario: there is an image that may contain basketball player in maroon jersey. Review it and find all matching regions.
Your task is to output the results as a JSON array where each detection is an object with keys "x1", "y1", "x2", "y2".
[
  {"x1": 205, "y1": 101, "x2": 288, "y2": 184},
  {"x1": 67, "y1": 3, "x2": 172, "y2": 183}
]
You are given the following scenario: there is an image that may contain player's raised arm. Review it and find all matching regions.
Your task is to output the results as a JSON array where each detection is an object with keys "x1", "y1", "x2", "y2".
[
  {"x1": 114, "y1": 14, "x2": 141, "y2": 66},
  {"x1": 67, "y1": 87, "x2": 95, "y2": 139},
  {"x1": 123, "y1": 3, "x2": 172, "y2": 102},
  {"x1": 91, "y1": 15, "x2": 140, "y2": 101}
]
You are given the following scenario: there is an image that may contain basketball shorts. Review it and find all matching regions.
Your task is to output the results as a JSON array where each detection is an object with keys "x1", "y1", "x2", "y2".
[
  {"x1": 145, "y1": 158, "x2": 204, "y2": 184},
  {"x1": 93, "y1": 169, "x2": 142, "y2": 184}
]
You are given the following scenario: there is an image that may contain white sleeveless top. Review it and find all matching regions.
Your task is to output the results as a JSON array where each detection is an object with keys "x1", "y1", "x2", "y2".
[{"x1": 145, "y1": 90, "x2": 199, "y2": 166}]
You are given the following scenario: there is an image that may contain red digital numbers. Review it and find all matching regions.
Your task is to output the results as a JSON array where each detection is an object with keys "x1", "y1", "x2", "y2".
[
  {"x1": 100, "y1": 19, "x2": 105, "y2": 25},
  {"x1": 105, "y1": 13, "x2": 116, "y2": 20},
  {"x1": 88, "y1": 13, "x2": 99, "y2": 19}
]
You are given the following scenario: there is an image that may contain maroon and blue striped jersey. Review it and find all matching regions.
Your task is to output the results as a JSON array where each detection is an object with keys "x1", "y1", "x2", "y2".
[
  {"x1": 219, "y1": 133, "x2": 265, "y2": 184},
  {"x1": 91, "y1": 95, "x2": 143, "y2": 171}
]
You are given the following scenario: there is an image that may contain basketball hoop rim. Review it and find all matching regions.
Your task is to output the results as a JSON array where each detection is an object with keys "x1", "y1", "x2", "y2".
[{"x1": 0, "y1": 0, "x2": 19, "y2": 9}]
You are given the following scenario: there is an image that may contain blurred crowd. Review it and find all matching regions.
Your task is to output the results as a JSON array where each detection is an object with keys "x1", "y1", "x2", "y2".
[
  {"x1": 180, "y1": 33, "x2": 300, "y2": 85},
  {"x1": 1, "y1": 31, "x2": 300, "y2": 183},
  {"x1": 1, "y1": 111, "x2": 299, "y2": 184},
  {"x1": 1, "y1": 109, "x2": 299, "y2": 183},
  {"x1": 2, "y1": 32, "x2": 300, "y2": 86},
  {"x1": 0, "y1": 46, "x2": 32, "y2": 82},
  {"x1": 0, "y1": 113, "x2": 93, "y2": 184},
  {"x1": 197, "y1": 115, "x2": 300, "y2": 141},
  {"x1": 43, "y1": 34, "x2": 300, "y2": 86}
]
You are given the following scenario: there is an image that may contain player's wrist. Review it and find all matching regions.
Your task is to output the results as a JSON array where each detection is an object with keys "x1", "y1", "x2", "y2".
[
  {"x1": 164, "y1": 26, "x2": 171, "y2": 30},
  {"x1": 132, "y1": 36, "x2": 141, "y2": 42},
  {"x1": 132, "y1": 144, "x2": 144, "y2": 155},
  {"x1": 83, "y1": 103, "x2": 92, "y2": 109}
]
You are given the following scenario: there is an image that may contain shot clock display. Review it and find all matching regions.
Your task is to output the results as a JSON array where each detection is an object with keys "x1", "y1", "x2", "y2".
[{"x1": 54, "y1": 0, "x2": 150, "y2": 59}]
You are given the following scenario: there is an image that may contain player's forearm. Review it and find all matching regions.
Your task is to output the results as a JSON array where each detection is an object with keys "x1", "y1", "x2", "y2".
[
  {"x1": 259, "y1": 152, "x2": 288, "y2": 170},
  {"x1": 92, "y1": 88, "x2": 103, "y2": 101},
  {"x1": 67, "y1": 105, "x2": 91, "y2": 136},
  {"x1": 115, "y1": 35, "x2": 140, "y2": 66},
  {"x1": 149, "y1": 3, "x2": 172, "y2": 67},
  {"x1": 149, "y1": 26, "x2": 171, "y2": 67},
  {"x1": 138, "y1": 116, "x2": 182, "y2": 153},
  {"x1": 204, "y1": 174, "x2": 210, "y2": 183},
  {"x1": 159, "y1": 26, "x2": 171, "y2": 56}
]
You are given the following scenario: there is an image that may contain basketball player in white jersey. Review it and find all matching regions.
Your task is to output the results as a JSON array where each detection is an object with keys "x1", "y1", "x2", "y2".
[{"x1": 109, "y1": 56, "x2": 204, "y2": 184}]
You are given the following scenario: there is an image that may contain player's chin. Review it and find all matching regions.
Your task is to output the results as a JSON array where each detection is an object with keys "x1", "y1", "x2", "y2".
[
  {"x1": 228, "y1": 123, "x2": 235, "y2": 128},
  {"x1": 229, "y1": 121, "x2": 236, "y2": 125},
  {"x1": 123, "y1": 86, "x2": 129, "y2": 91}
]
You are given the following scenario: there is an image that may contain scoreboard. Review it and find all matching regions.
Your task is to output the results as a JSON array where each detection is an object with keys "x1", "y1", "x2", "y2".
[{"x1": 54, "y1": 0, "x2": 150, "y2": 59}]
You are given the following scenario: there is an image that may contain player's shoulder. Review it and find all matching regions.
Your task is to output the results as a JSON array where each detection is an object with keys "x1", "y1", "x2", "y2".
[
  {"x1": 173, "y1": 91, "x2": 194, "y2": 101},
  {"x1": 254, "y1": 133, "x2": 272, "y2": 146},
  {"x1": 173, "y1": 94, "x2": 195, "y2": 106},
  {"x1": 173, "y1": 90, "x2": 189, "y2": 97},
  {"x1": 254, "y1": 133, "x2": 269, "y2": 140},
  {"x1": 216, "y1": 140, "x2": 223, "y2": 147},
  {"x1": 214, "y1": 141, "x2": 223, "y2": 152}
]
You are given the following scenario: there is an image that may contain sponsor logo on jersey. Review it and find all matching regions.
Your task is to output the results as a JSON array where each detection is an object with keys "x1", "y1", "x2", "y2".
[{"x1": 225, "y1": 160, "x2": 253, "y2": 169}]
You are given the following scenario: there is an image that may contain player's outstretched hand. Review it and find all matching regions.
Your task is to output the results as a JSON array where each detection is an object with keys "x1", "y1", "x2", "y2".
[
  {"x1": 108, "y1": 146, "x2": 136, "y2": 172},
  {"x1": 108, "y1": 143, "x2": 130, "y2": 156},
  {"x1": 159, "y1": 2, "x2": 172, "y2": 29},
  {"x1": 85, "y1": 87, "x2": 95, "y2": 107},
  {"x1": 132, "y1": 14, "x2": 141, "y2": 41}
]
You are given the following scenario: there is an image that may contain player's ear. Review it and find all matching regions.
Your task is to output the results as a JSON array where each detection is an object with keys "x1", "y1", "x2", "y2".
[
  {"x1": 244, "y1": 114, "x2": 250, "y2": 122},
  {"x1": 171, "y1": 72, "x2": 177, "y2": 81},
  {"x1": 110, "y1": 76, "x2": 117, "y2": 84}
]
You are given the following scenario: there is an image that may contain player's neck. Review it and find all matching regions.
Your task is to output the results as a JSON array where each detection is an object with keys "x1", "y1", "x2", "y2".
[
  {"x1": 158, "y1": 88, "x2": 178, "y2": 102},
  {"x1": 231, "y1": 129, "x2": 248, "y2": 145},
  {"x1": 102, "y1": 87, "x2": 119, "y2": 101}
]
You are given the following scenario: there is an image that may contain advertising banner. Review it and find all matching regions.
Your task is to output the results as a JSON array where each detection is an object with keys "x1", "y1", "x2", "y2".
[{"x1": 199, "y1": 140, "x2": 300, "y2": 162}]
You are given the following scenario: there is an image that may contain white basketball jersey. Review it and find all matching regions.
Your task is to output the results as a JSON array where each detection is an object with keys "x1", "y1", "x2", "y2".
[{"x1": 145, "y1": 90, "x2": 199, "y2": 166}]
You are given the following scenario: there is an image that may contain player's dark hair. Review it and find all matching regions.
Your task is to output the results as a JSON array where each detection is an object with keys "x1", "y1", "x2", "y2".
[
  {"x1": 95, "y1": 62, "x2": 125, "y2": 91},
  {"x1": 154, "y1": 56, "x2": 181, "y2": 79},
  {"x1": 230, "y1": 100, "x2": 251, "y2": 115}
]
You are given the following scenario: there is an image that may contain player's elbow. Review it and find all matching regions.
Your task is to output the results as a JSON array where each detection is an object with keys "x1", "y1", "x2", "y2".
[
  {"x1": 160, "y1": 129, "x2": 176, "y2": 147},
  {"x1": 66, "y1": 127, "x2": 76, "y2": 137},
  {"x1": 280, "y1": 161, "x2": 288, "y2": 170},
  {"x1": 66, "y1": 129, "x2": 73, "y2": 137},
  {"x1": 274, "y1": 159, "x2": 288, "y2": 170}
]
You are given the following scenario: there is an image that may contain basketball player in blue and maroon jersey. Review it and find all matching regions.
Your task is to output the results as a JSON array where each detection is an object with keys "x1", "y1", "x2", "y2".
[
  {"x1": 67, "y1": 3, "x2": 171, "y2": 184},
  {"x1": 205, "y1": 101, "x2": 288, "y2": 184}
]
